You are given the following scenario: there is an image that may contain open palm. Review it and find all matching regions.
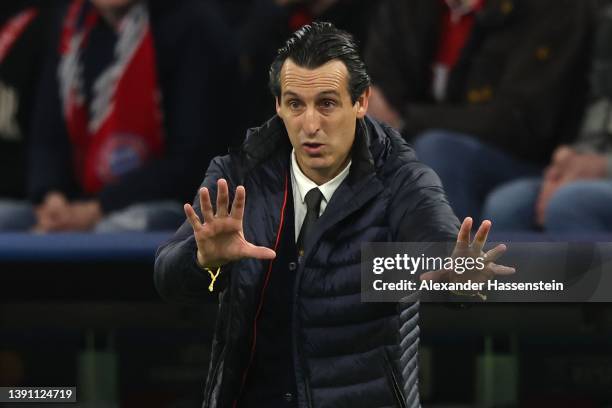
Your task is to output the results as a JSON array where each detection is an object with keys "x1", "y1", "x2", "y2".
[
  {"x1": 184, "y1": 179, "x2": 276, "y2": 268},
  {"x1": 420, "y1": 217, "x2": 515, "y2": 285}
]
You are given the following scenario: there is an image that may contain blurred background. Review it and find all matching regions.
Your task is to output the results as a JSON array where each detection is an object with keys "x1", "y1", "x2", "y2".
[{"x1": 1, "y1": 0, "x2": 612, "y2": 406}]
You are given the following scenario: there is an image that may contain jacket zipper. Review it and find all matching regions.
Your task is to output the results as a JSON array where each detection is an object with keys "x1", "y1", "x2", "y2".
[
  {"x1": 205, "y1": 344, "x2": 225, "y2": 407},
  {"x1": 304, "y1": 369, "x2": 313, "y2": 408},
  {"x1": 383, "y1": 351, "x2": 407, "y2": 408},
  {"x1": 292, "y1": 190, "x2": 379, "y2": 407},
  {"x1": 294, "y1": 252, "x2": 314, "y2": 408},
  {"x1": 206, "y1": 288, "x2": 234, "y2": 406},
  {"x1": 290, "y1": 170, "x2": 383, "y2": 407},
  {"x1": 232, "y1": 174, "x2": 289, "y2": 407}
]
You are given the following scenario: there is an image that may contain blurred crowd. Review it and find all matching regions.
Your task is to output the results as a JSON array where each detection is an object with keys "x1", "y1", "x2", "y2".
[{"x1": 0, "y1": 0, "x2": 611, "y2": 234}]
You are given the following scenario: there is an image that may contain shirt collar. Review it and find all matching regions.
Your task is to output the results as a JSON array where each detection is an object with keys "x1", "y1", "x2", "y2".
[{"x1": 290, "y1": 149, "x2": 351, "y2": 205}]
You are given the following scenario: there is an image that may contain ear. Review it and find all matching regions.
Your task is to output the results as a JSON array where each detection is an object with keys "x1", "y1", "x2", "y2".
[
  {"x1": 275, "y1": 96, "x2": 283, "y2": 118},
  {"x1": 355, "y1": 86, "x2": 371, "y2": 119}
]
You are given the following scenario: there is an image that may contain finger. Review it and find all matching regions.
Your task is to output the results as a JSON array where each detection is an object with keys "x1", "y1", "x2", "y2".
[
  {"x1": 242, "y1": 243, "x2": 276, "y2": 260},
  {"x1": 419, "y1": 269, "x2": 448, "y2": 282},
  {"x1": 488, "y1": 263, "x2": 516, "y2": 276},
  {"x1": 456, "y1": 217, "x2": 472, "y2": 249},
  {"x1": 199, "y1": 187, "x2": 214, "y2": 222},
  {"x1": 184, "y1": 203, "x2": 203, "y2": 232},
  {"x1": 483, "y1": 244, "x2": 507, "y2": 263},
  {"x1": 230, "y1": 185, "x2": 246, "y2": 221},
  {"x1": 472, "y1": 220, "x2": 491, "y2": 252},
  {"x1": 216, "y1": 179, "x2": 229, "y2": 217}
]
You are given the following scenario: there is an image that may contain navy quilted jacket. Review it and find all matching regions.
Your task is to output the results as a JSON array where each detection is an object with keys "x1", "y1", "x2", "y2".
[{"x1": 154, "y1": 115, "x2": 459, "y2": 407}]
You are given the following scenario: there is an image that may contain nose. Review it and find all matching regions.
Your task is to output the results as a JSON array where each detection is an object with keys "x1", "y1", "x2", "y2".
[{"x1": 302, "y1": 107, "x2": 321, "y2": 137}]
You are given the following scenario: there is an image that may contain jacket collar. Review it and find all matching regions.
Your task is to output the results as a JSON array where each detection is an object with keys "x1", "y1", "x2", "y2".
[
  {"x1": 310, "y1": 118, "x2": 385, "y2": 254},
  {"x1": 237, "y1": 114, "x2": 392, "y2": 259}
]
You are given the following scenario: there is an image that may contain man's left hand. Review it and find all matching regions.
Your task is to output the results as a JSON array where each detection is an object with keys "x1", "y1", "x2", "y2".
[{"x1": 420, "y1": 217, "x2": 515, "y2": 286}]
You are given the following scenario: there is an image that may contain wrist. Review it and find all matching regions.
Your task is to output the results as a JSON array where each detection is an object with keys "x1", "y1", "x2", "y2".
[
  {"x1": 196, "y1": 250, "x2": 224, "y2": 269},
  {"x1": 196, "y1": 250, "x2": 208, "y2": 268}
]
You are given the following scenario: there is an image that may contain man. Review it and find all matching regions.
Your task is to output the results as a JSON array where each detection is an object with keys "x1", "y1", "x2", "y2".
[
  {"x1": 482, "y1": 1, "x2": 612, "y2": 232},
  {"x1": 0, "y1": 0, "x2": 234, "y2": 232},
  {"x1": 155, "y1": 23, "x2": 511, "y2": 407},
  {"x1": 365, "y1": 0, "x2": 593, "y2": 221}
]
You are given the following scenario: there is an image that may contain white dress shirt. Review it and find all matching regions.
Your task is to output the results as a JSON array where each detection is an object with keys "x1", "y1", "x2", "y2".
[{"x1": 290, "y1": 149, "x2": 351, "y2": 242}]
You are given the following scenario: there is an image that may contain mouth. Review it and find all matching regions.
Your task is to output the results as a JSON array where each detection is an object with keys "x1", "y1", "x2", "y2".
[{"x1": 302, "y1": 142, "x2": 325, "y2": 155}]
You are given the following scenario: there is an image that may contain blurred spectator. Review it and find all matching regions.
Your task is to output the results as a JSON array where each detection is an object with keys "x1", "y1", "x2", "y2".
[
  {"x1": 482, "y1": 2, "x2": 612, "y2": 233},
  {"x1": 365, "y1": 0, "x2": 593, "y2": 221},
  {"x1": 0, "y1": 0, "x2": 236, "y2": 232},
  {"x1": 216, "y1": 0, "x2": 381, "y2": 127},
  {"x1": 0, "y1": 2, "x2": 54, "y2": 230}
]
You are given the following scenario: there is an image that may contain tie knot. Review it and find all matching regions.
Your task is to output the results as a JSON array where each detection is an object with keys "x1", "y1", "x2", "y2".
[{"x1": 304, "y1": 188, "x2": 323, "y2": 213}]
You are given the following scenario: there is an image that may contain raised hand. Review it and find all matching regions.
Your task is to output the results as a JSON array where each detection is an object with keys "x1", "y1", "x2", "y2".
[
  {"x1": 420, "y1": 217, "x2": 515, "y2": 285},
  {"x1": 183, "y1": 179, "x2": 276, "y2": 268}
]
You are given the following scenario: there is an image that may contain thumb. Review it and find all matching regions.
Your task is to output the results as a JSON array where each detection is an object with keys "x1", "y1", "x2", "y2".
[{"x1": 243, "y1": 244, "x2": 277, "y2": 260}]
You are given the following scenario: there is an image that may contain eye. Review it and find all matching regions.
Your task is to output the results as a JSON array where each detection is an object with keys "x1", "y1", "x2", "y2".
[
  {"x1": 287, "y1": 100, "x2": 303, "y2": 110},
  {"x1": 320, "y1": 99, "x2": 337, "y2": 109}
]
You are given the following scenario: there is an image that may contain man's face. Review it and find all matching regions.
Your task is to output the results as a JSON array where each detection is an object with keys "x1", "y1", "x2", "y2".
[{"x1": 276, "y1": 59, "x2": 370, "y2": 185}]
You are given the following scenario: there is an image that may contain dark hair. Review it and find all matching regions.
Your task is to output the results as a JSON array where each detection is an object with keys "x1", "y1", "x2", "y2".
[{"x1": 269, "y1": 22, "x2": 370, "y2": 104}]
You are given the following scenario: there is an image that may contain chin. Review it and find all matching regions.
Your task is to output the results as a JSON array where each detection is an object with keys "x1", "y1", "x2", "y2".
[{"x1": 303, "y1": 157, "x2": 331, "y2": 170}]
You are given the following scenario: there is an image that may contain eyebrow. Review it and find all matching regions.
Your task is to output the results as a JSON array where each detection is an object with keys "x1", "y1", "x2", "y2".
[
  {"x1": 318, "y1": 90, "x2": 341, "y2": 98},
  {"x1": 282, "y1": 90, "x2": 342, "y2": 99}
]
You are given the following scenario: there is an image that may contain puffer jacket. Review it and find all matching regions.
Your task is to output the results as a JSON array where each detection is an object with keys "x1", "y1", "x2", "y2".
[{"x1": 154, "y1": 115, "x2": 459, "y2": 407}]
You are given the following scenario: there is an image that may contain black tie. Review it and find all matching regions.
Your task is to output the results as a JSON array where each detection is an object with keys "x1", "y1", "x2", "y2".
[{"x1": 297, "y1": 188, "x2": 323, "y2": 255}]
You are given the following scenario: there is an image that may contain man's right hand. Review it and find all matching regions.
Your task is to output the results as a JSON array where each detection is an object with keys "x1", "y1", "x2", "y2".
[{"x1": 184, "y1": 179, "x2": 276, "y2": 269}]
